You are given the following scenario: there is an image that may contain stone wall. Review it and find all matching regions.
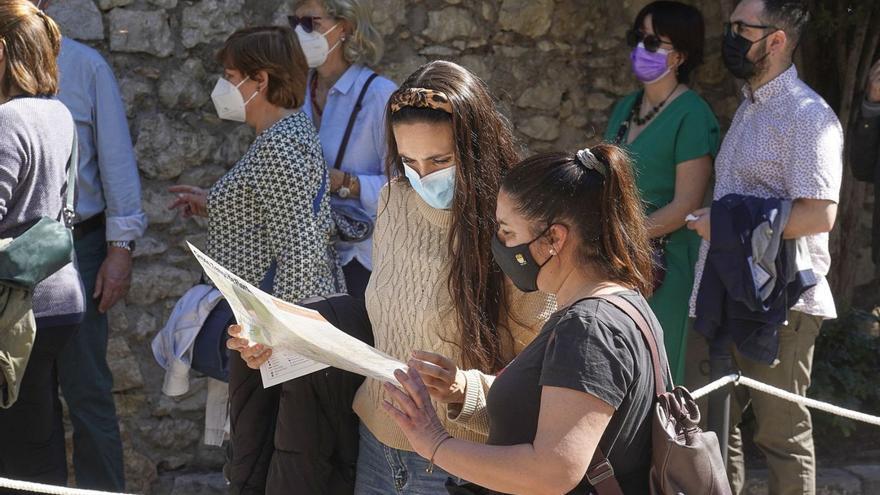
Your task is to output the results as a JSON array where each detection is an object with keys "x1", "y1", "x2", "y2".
[{"x1": 39, "y1": 0, "x2": 858, "y2": 493}]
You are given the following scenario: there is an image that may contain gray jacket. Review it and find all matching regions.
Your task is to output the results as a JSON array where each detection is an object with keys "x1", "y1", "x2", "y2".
[{"x1": 0, "y1": 97, "x2": 84, "y2": 325}]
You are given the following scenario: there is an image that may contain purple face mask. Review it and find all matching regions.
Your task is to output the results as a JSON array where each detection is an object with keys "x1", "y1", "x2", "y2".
[{"x1": 630, "y1": 42, "x2": 671, "y2": 84}]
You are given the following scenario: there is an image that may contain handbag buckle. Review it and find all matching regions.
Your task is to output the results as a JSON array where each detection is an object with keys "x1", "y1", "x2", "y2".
[{"x1": 586, "y1": 459, "x2": 615, "y2": 485}]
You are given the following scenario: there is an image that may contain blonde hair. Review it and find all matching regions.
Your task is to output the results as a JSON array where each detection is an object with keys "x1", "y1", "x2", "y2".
[
  {"x1": 0, "y1": 0, "x2": 62, "y2": 97},
  {"x1": 293, "y1": 0, "x2": 384, "y2": 66}
]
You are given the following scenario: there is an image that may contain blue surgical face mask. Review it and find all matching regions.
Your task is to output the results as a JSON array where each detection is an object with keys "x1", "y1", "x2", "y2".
[{"x1": 403, "y1": 163, "x2": 456, "y2": 210}]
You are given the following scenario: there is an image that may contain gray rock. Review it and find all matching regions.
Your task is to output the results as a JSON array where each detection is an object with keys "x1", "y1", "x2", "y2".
[
  {"x1": 114, "y1": 391, "x2": 147, "y2": 417},
  {"x1": 142, "y1": 187, "x2": 178, "y2": 226},
  {"x1": 518, "y1": 115, "x2": 560, "y2": 142},
  {"x1": 744, "y1": 468, "x2": 862, "y2": 495},
  {"x1": 128, "y1": 264, "x2": 199, "y2": 306},
  {"x1": 372, "y1": 0, "x2": 407, "y2": 36},
  {"x1": 846, "y1": 465, "x2": 880, "y2": 493},
  {"x1": 132, "y1": 312, "x2": 159, "y2": 341},
  {"x1": 587, "y1": 93, "x2": 615, "y2": 111},
  {"x1": 118, "y1": 76, "x2": 155, "y2": 118},
  {"x1": 109, "y1": 9, "x2": 174, "y2": 58},
  {"x1": 516, "y1": 81, "x2": 563, "y2": 110},
  {"x1": 159, "y1": 59, "x2": 209, "y2": 110},
  {"x1": 170, "y1": 472, "x2": 228, "y2": 495},
  {"x1": 499, "y1": 0, "x2": 554, "y2": 38},
  {"x1": 179, "y1": 165, "x2": 228, "y2": 189},
  {"x1": 96, "y1": 0, "x2": 132, "y2": 10},
  {"x1": 149, "y1": 0, "x2": 178, "y2": 8},
  {"x1": 153, "y1": 379, "x2": 208, "y2": 417},
  {"x1": 135, "y1": 114, "x2": 219, "y2": 180},
  {"x1": 108, "y1": 337, "x2": 145, "y2": 392},
  {"x1": 423, "y1": 7, "x2": 480, "y2": 42},
  {"x1": 123, "y1": 444, "x2": 159, "y2": 494},
  {"x1": 133, "y1": 236, "x2": 170, "y2": 259},
  {"x1": 181, "y1": 0, "x2": 246, "y2": 49},
  {"x1": 45, "y1": 0, "x2": 104, "y2": 41},
  {"x1": 143, "y1": 418, "x2": 201, "y2": 450}
]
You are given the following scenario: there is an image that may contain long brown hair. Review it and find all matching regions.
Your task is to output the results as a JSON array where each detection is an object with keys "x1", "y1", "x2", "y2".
[
  {"x1": 0, "y1": 0, "x2": 62, "y2": 97},
  {"x1": 384, "y1": 60, "x2": 520, "y2": 373},
  {"x1": 501, "y1": 146, "x2": 655, "y2": 296}
]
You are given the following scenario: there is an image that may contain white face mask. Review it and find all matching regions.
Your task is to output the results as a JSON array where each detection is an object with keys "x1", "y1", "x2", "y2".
[
  {"x1": 211, "y1": 76, "x2": 259, "y2": 122},
  {"x1": 295, "y1": 23, "x2": 342, "y2": 69}
]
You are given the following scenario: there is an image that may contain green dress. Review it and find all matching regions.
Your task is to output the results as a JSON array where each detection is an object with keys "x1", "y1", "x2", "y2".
[{"x1": 604, "y1": 90, "x2": 720, "y2": 384}]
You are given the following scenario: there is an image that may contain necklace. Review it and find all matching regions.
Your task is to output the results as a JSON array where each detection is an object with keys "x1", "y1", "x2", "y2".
[{"x1": 630, "y1": 84, "x2": 680, "y2": 126}]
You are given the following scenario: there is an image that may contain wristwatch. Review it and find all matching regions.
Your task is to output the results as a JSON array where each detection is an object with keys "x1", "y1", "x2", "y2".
[
  {"x1": 108, "y1": 240, "x2": 136, "y2": 253},
  {"x1": 337, "y1": 172, "x2": 352, "y2": 199}
]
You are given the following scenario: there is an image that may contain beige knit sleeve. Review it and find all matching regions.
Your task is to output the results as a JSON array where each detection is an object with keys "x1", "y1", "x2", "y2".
[{"x1": 446, "y1": 285, "x2": 556, "y2": 434}]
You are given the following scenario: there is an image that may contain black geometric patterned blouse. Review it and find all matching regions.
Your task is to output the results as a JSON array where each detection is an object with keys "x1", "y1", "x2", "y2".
[{"x1": 206, "y1": 111, "x2": 344, "y2": 302}]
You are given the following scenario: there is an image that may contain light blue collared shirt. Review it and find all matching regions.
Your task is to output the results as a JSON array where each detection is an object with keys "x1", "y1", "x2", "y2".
[
  {"x1": 57, "y1": 37, "x2": 147, "y2": 241},
  {"x1": 303, "y1": 64, "x2": 397, "y2": 270}
]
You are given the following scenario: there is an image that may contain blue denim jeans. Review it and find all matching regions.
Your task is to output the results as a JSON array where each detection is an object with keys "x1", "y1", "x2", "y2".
[
  {"x1": 56, "y1": 229, "x2": 125, "y2": 491},
  {"x1": 355, "y1": 423, "x2": 456, "y2": 495}
]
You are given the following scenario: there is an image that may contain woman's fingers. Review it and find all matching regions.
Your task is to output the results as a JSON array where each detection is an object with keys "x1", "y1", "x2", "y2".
[
  {"x1": 381, "y1": 399, "x2": 414, "y2": 429},
  {"x1": 228, "y1": 324, "x2": 242, "y2": 337},
  {"x1": 244, "y1": 348, "x2": 271, "y2": 369},
  {"x1": 384, "y1": 379, "x2": 420, "y2": 418},
  {"x1": 411, "y1": 350, "x2": 453, "y2": 368},
  {"x1": 226, "y1": 337, "x2": 250, "y2": 351},
  {"x1": 409, "y1": 358, "x2": 454, "y2": 384},
  {"x1": 396, "y1": 366, "x2": 433, "y2": 412},
  {"x1": 168, "y1": 185, "x2": 201, "y2": 194}
]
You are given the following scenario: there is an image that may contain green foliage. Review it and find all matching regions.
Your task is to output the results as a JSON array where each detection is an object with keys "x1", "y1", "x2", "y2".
[{"x1": 810, "y1": 310, "x2": 880, "y2": 437}]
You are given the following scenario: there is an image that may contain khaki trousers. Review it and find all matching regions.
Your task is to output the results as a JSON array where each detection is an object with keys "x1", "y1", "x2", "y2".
[{"x1": 684, "y1": 311, "x2": 822, "y2": 495}]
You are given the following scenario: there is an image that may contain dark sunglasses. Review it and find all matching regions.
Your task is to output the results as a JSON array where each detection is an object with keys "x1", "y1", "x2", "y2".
[
  {"x1": 724, "y1": 21, "x2": 778, "y2": 37},
  {"x1": 626, "y1": 29, "x2": 673, "y2": 53},
  {"x1": 287, "y1": 15, "x2": 324, "y2": 34}
]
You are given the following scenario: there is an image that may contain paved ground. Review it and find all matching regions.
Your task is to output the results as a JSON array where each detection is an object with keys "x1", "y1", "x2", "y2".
[{"x1": 153, "y1": 465, "x2": 880, "y2": 495}]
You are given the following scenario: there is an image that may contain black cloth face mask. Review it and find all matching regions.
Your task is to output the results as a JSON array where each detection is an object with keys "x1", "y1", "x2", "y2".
[
  {"x1": 722, "y1": 27, "x2": 773, "y2": 80},
  {"x1": 491, "y1": 226, "x2": 555, "y2": 293}
]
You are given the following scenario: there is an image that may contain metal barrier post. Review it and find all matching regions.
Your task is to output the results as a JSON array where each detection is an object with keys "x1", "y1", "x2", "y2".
[{"x1": 708, "y1": 351, "x2": 735, "y2": 464}]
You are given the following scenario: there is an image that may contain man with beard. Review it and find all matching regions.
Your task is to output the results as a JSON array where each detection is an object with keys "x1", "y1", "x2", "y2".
[{"x1": 685, "y1": 1, "x2": 843, "y2": 494}]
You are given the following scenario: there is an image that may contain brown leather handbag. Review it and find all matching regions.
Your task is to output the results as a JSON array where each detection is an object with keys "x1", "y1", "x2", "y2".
[{"x1": 586, "y1": 295, "x2": 731, "y2": 495}]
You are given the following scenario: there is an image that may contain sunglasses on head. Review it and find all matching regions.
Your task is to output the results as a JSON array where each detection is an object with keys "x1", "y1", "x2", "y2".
[
  {"x1": 287, "y1": 15, "x2": 324, "y2": 34},
  {"x1": 626, "y1": 29, "x2": 673, "y2": 53}
]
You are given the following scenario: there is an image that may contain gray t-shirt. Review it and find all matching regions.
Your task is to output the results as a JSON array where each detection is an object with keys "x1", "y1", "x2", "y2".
[
  {"x1": 0, "y1": 96, "x2": 83, "y2": 325},
  {"x1": 485, "y1": 291, "x2": 668, "y2": 494}
]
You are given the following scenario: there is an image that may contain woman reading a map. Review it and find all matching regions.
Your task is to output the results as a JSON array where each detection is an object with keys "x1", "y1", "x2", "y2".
[{"x1": 230, "y1": 60, "x2": 556, "y2": 494}]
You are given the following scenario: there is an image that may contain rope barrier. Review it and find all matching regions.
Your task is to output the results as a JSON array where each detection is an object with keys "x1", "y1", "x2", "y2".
[
  {"x1": 3, "y1": 374, "x2": 880, "y2": 494},
  {"x1": 691, "y1": 373, "x2": 739, "y2": 400},
  {"x1": 690, "y1": 373, "x2": 880, "y2": 427},
  {"x1": 0, "y1": 478, "x2": 134, "y2": 495}
]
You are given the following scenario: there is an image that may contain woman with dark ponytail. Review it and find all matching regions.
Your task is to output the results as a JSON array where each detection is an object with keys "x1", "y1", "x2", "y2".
[{"x1": 382, "y1": 146, "x2": 671, "y2": 494}]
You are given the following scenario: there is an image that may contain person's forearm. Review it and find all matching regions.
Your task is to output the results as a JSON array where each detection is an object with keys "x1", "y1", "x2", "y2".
[
  {"x1": 647, "y1": 200, "x2": 697, "y2": 238},
  {"x1": 434, "y1": 439, "x2": 580, "y2": 495},
  {"x1": 782, "y1": 200, "x2": 837, "y2": 239}
]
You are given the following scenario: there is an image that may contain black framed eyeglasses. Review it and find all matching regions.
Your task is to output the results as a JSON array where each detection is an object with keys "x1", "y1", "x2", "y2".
[
  {"x1": 625, "y1": 29, "x2": 673, "y2": 53},
  {"x1": 287, "y1": 15, "x2": 324, "y2": 33},
  {"x1": 724, "y1": 21, "x2": 778, "y2": 37}
]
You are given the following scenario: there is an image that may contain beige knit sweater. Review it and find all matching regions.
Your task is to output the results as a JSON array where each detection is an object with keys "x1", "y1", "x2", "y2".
[{"x1": 353, "y1": 181, "x2": 556, "y2": 451}]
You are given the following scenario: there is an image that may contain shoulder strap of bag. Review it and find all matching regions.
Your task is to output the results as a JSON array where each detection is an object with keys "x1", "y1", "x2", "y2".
[
  {"x1": 333, "y1": 72, "x2": 379, "y2": 170},
  {"x1": 581, "y1": 293, "x2": 667, "y2": 495},
  {"x1": 598, "y1": 294, "x2": 666, "y2": 397},
  {"x1": 60, "y1": 129, "x2": 79, "y2": 227}
]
